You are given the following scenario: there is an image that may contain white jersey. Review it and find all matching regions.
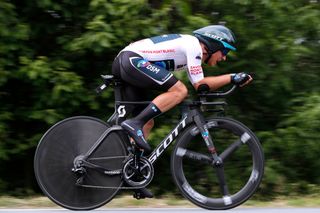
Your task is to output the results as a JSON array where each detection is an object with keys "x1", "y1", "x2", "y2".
[{"x1": 121, "y1": 34, "x2": 204, "y2": 84}]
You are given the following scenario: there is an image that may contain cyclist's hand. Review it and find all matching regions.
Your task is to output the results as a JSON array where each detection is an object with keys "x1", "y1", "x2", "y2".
[{"x1": 231, "y1": 72, "x2": 253, "y2": 87}]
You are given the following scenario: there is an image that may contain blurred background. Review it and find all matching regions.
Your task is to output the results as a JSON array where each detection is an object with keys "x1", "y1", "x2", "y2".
[{"x1": 0, "y1": 0, "x2": 319, "y2": 200}]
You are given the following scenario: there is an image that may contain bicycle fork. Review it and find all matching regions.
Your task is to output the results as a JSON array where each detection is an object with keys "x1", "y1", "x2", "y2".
[{"x1": 193, "y1": 114, "x2": 231, "y2": 202}]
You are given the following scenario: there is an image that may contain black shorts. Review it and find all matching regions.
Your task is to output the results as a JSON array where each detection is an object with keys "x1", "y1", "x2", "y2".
[
  {"x1": 112, "y1": 51, "x2": 178, "y2": 90},
  {"x1": 112, "y1": 51, "x2": 178, "y2": 114}
]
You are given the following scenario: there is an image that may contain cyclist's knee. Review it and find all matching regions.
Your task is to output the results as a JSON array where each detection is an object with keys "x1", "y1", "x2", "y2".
[{"x1": 169, "y1": 81, "x2": 188, "y2": 101}]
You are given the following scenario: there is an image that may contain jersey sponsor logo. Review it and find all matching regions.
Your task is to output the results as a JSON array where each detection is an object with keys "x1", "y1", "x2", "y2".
[
  {"x1": 140, "y1": 49, "x2": 175, "y2": 54},
  {"x1": 146, "y1": 64, "x2": 161, "y2": 74},
  {"x1": 137, "y1": 59, "x2": 160, "y2": 74},
  {"x1": 130, "y1": 57, "x2": 173, "y2": 84},
  {"x1": 137, "y1": 59, "x2": 151, "y2": 68},
  {"x1": 190, "y1": 65, "x2": 203, "y2": 75}
]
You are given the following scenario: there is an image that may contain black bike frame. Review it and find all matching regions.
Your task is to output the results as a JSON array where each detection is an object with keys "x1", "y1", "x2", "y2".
[
  {"x1": 83, "y1": 101, "x2": 222, "y2": 166},
  {"x1": 86, "y1": 76, "x2": 236, "y2": 166},
  {"x1": 149, "y1": 107, "x2": 226, "y2": 165}
]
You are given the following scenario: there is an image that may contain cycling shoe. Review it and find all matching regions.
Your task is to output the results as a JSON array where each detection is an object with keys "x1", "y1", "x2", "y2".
[{"x1": 121, "y1": 119, "x2": 152, "y2": 153}]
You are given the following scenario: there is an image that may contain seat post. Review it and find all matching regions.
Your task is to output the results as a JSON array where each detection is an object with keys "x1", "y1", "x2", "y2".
[
  {"x1": 107, "y1": 77, "x2": 124, "y2": 125},
  {"x1": 113, "y1": 78, "x2": 124, "y2": 102}
]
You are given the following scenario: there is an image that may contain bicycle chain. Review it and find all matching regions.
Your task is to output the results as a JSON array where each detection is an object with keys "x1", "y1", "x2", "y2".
[
  {"x1": 76, "y1": 155, "x2": 152, "y2": 190},
  {"x1": 76, "y1": 183, "x2": 150, "y2": 190}
]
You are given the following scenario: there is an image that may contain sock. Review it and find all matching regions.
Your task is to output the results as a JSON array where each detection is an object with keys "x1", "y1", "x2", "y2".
[
  {"x1": 121, "y1": 102, "x2": 162, "y2": 152},
  {"x1": 134, "y1": 102, "x2": 162, "y2": 124}
]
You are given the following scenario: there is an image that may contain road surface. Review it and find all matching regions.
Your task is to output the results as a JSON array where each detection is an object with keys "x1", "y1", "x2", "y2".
[{"x1": 0, "y1": 208, "x2": 320, "y2": 213}]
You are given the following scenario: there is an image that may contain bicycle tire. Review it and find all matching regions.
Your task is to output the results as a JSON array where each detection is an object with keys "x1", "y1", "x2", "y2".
[
  {"x1": 171, "y1": 117, "x2": 264, "y2": 210},
  {"x1": 34, "y1": 116, "x2": 127, "y2": 210}
]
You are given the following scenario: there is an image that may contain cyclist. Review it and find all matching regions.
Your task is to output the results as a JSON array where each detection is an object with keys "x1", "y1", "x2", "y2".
[{"x1": 112, "y1": 25, "x2": 252, "y2": 198}]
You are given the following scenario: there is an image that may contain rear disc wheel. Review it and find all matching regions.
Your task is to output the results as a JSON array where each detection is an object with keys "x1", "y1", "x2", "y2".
[{"x1": 34, "y1": 116, "x2": 127, "y2": 210}]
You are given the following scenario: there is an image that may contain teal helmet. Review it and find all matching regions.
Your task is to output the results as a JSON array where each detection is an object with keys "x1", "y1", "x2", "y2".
[{"x1": 193, "y1": 25, "x2": 236, "y2": 55}]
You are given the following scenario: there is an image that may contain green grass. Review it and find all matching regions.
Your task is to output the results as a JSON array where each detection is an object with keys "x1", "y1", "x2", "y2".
[
  {"x1": 0, "y1": 196, "x2": 58, "y2": 208},
  {"x1": 0, "y1": 194, "x2": 320, "y2": 209}
]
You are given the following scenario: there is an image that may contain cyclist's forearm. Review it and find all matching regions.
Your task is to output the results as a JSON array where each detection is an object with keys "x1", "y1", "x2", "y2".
[{"x1": 193, "y1": 74, "x2": 231, "y2": 91}]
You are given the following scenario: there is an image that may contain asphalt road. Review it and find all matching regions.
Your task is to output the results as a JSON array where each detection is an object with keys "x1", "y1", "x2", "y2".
[{"x1": 1, "y1": 208, "x2": 320, "y2": 213}]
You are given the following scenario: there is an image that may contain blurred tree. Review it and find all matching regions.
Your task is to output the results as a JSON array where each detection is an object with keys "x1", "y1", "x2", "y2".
[
  {"x1": 261, "y1": 93, "x2": 320, "y2": 195},
  {"x1": 193, "y1": 0, "x2": 320, "y2": 129},
  {"x1": 0, "y1": 0, "x2": 319, "y2": 197}
]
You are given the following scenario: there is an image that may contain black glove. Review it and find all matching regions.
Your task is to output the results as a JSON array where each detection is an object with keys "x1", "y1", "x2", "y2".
[{"x1": 231, "y1": 72, "x2": 250, "y2": 86}]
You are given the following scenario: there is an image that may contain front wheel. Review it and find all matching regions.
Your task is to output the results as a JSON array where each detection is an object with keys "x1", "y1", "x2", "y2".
[{"x1": 171, "y1": 117, "x2": 264, "y2": 210}]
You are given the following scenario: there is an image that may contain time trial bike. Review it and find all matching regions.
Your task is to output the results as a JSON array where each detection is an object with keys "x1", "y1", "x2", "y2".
[{"x1": 34, "y1": 75, "x2": 264, "y2": 210}]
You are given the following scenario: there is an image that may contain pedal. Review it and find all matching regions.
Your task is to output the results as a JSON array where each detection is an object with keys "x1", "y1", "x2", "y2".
[
  {"x1": 133, "y1": 188, "x2": 153, "y2": 199},
  {"x1": 133, "y1": 191, "x2": 143, "y2": 200}
]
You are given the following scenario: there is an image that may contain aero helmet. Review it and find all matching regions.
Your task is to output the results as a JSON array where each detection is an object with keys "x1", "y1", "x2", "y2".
[{"x1": 193, "y1": 25, "x2": 236, "y2": 61}]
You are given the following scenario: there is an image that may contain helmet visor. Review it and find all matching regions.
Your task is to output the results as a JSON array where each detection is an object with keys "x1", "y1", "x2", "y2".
[{"x1": 221, "y1": 40, "x2": 236, "y2": 51}]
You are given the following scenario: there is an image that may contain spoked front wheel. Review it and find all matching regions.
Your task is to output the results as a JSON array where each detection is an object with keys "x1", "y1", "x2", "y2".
[
  {"x1": 171, "y1": 117, "x2": 264, "y2": 210},
  {"x1": 34, "y1": 116, "x2": 127, "y2": 210}
]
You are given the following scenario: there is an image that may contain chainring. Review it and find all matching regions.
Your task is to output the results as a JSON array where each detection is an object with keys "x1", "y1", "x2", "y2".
[{"x1": 122, "y1": 156, "x2": 154, "y2": 188}]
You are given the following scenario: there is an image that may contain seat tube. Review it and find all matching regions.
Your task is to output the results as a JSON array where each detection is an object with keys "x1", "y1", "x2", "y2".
[
  {"x1": 109, "y1": 80, "x2": 125, "y2": 125},
  {"x1": 114, "y1": 80, "x2": 123, "y2": 102}
]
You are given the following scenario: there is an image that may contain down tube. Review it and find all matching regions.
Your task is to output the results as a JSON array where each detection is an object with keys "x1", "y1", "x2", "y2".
[{"x1": 148, "y1": 116, "x2": 188, "y2": 164}]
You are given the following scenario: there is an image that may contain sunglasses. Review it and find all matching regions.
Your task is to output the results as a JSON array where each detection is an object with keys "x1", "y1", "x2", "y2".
[{"x1": 221, "y1": 48, "x2": 230, "y2": 56}]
